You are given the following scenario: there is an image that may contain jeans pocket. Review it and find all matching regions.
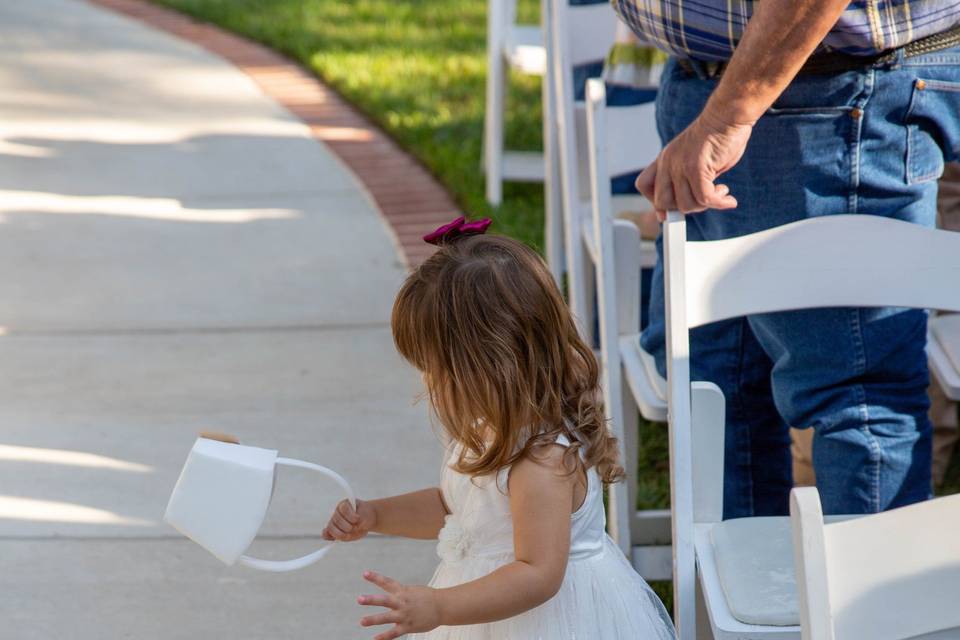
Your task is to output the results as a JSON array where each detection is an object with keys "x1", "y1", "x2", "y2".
[
  {"x1": 904, "y1": 78, "x2": 960, "y2": 184},
  {"x1": 718, "y1": 106, "x2": 855, "y2": 225}
]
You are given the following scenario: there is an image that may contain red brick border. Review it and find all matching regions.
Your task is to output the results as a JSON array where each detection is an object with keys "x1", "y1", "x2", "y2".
[{"x1": 88, "y1": 0, "x2": 459, "y2": 267}]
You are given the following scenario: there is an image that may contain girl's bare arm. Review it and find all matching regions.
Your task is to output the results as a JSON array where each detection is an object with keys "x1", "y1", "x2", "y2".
[{"x1": 323, "y1": 488, "x2": 448, "y2": 542}]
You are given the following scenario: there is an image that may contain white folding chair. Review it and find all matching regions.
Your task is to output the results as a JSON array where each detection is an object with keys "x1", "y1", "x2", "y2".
[
  {"x1": 484, "y1": 0, "x2": 548, "y2": 208},
  {"x1": 791, "y1": 487, "x2": 960, "y2": 640},
  {"x1": 661, "y1": 213, "x2": 960, "y2": 639},
  {"x1": 550, "y1": 0, "x2": 656, "y2": 340},
  {"x1": 584, "y1": 77, "x2": 670, "y2": 577}
]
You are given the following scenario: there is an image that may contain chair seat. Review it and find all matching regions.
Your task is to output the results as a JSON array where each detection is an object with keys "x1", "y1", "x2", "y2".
[
  {"x1": 620, "y1": 335, "x2": 667, "y2": 422},
  {"x1": 694, "y1": 521, "x2": 800, "y2": 639},
  {"x1": 709, "y1": 517, "x2": 800, "y2": 627},
  {"x1": 930, "y1": 314, "x2": 960, "y2": 400},
  {"x1": 700, "y1": 515, "x2": 858, "y2": 635},
  {"x1": 503, "y1": 25, "x2": 546, "y2": 75}
]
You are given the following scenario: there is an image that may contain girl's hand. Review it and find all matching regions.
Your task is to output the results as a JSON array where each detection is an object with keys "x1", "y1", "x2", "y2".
[
  {"x1": 322, "y1": 499, "x2": 377, "y2": 542},
  {"x1": 358, "y1": 571, "x2": 441, "y2": 640}
]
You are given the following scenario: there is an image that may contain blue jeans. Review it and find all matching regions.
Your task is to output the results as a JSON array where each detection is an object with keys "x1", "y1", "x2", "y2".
[{"x1": 643, "y1": 47, "x2": 960, "y2": 518}]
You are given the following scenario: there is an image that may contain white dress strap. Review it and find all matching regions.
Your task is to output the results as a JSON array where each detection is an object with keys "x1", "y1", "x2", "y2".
[{"x1": 555, "y1": 431, "x2": 585, "y2": 461}]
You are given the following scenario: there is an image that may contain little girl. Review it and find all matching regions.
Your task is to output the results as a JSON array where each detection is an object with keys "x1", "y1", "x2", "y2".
[{"x1": 323, "y1": 217, "x2": 675, "y2": 640}]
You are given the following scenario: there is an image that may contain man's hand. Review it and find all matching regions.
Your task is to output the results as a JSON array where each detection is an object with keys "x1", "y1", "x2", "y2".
[
  {"x1": 636, "y1": 107, "x2": 753, "y2": 219},
  {"x1": 633, "y1": 0, "x2": 851, "y2": 221},
  {"x1": 359, "y1": 571, "x2": 441, "y2": 640},
  {"x1": 322, "y1": 499, "x2": 377, "y2": 542}
]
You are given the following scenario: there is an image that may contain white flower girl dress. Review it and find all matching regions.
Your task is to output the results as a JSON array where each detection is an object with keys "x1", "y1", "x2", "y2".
[{"x1": 411, "y1": 433, "x2": 676, "y2": 639}]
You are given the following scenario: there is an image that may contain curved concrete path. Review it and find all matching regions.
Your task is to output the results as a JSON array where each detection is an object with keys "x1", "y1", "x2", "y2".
[{"x1": 0, "y1": 1, "x2": 440, "y2": 637}]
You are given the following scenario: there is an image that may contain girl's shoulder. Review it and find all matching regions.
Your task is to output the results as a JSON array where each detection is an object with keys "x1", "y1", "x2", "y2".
[{"x1": 495, "y1": 428, "x2": 585, "y2": 494}]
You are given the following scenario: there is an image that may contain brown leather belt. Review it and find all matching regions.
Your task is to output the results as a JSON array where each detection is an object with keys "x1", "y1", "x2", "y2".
[{"x1": 678, "y1": 22, "x2": 960, "y2": 79}]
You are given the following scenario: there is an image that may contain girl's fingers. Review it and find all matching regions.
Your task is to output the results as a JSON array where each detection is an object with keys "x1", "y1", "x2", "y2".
[
  {"x1": 360, "y1": 611, "x2": 400, "y2": 627},
  {"x1": 358, "y1": 594, "x2": 397, "y2": 609},
  {"x1": 337, "y1": 499, "x2": 360, "y2": 525},
  {"x1": 321, "y1": 527, "x2": 335, "y2": 541},
  {"x1": 328, "y1": 521, "x2": 354, "y2": 540},
  {"x1": 373, "y1": 627, "x2": 404, "y2": 640},
  {"x1": 363, "y1": 571, "x2": 399, "y2": 593},
  {"x1": 331, "y1": 511, "x2": 355, "y2": 534}
]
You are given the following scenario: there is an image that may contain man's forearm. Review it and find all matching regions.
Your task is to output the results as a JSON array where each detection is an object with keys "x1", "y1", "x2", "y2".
[{"x1": 704, "y1": 0, "x2": 851, "y2": 127}]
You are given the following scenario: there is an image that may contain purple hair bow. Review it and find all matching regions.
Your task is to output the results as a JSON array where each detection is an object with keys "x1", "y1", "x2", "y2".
[{"x1": 423, "y1": 216, "x2": 493, "y2": 246}]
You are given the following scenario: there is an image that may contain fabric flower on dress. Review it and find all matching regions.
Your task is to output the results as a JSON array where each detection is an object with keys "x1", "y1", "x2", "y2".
[{"x1": 436, "y1": 514, "x2": 471, "y2": 563}]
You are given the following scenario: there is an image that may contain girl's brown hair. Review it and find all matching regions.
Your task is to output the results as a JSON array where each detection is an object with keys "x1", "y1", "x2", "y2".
[{"x1": 392, "y1": 233, "x2": 624, "y2": 484}]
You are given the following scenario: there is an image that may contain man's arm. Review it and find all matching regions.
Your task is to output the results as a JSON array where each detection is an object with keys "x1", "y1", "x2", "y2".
[{"x1": 636, "y1": 0, "x2": 851, "y2": 217}]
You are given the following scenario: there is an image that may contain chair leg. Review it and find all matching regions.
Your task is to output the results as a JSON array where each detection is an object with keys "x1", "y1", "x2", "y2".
[
  {"x1": 621, "y1": 379, "x2": 640, "y2": 544},
  {"x1": 484, "y1": 3, "x2": 506, "y2": 206}
]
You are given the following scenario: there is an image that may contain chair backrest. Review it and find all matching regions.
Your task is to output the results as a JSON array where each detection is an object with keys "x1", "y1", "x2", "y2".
[
  {"x1": 791, "y1": 487, "x2": 960, "y2": 640},
  {"x1": 669, "y1": 213, "x2": 960, "y2": 329},
  {"x1": 662, "y1": 212, "x2": 960, "y2": 639},
  {"x1": 587, "y1": 81, "x2": 660, "y2": 181}
]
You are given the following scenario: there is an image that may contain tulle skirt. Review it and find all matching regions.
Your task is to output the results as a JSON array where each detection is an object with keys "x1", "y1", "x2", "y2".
[{"x1": 410, "y1": 535, "x2": 676, "y2": 640}]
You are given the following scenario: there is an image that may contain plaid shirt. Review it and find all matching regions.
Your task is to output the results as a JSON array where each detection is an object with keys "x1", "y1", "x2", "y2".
[{"x1": 612, "y1": 0, "x2": 960, "y2": 61}]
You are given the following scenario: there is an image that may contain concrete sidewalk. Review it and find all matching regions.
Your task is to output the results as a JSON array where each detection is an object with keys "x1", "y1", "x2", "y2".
[{"x1": 0, "y1": 1, "x2": 440, "y2": 637}]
